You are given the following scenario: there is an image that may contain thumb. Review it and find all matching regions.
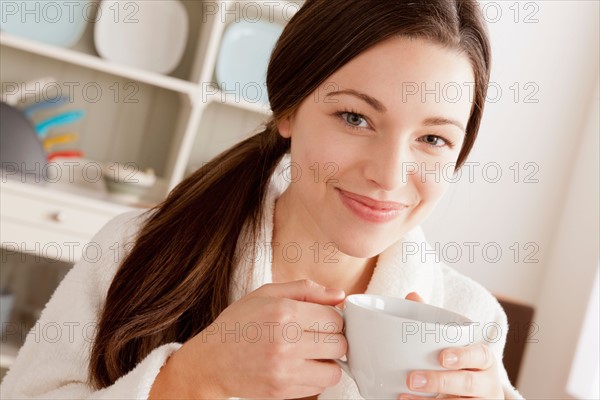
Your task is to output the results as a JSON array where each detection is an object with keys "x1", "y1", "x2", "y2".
[
  {"x1": 256, "y1": 279, "x2": 346, "y2": 305},
  {"x1": 405, "y1": 291, "x2": 425, "y2": 303}
]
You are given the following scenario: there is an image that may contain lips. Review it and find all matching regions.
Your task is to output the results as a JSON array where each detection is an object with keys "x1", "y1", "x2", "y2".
[
  {"x1": 336, "y1": 188, "x2": 409, "y2": 224},
  {"x1": 336, "y1": 188, "x2": 408, "y2": 210}
]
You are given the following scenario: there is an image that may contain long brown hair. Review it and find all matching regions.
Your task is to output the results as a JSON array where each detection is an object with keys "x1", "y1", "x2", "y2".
[{"x1": 90, "y1": 0, "x2": 491, "y2": 388}]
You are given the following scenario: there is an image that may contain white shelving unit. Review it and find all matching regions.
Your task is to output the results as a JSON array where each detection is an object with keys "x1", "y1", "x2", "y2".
[
  {"x1": 0, "y1": 32, "x2": 201, "y2": 98},
  {"x1": 1, "y1": 0, "x2": 298, "y2": 195},
  {"x1": 0, "y1": 0, "x2": 301, "y2": 373}
]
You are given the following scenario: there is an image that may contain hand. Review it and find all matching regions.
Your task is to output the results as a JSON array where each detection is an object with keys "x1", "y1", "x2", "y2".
[
  {"x1": 151, "y1": 279, "x2": 347, "y2": 399},
  {"x1": 398, "y1": 292, "x2": 505, "y2": 399}
]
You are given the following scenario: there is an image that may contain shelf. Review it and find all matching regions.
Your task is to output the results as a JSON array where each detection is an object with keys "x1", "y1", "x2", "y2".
[
  {"x1": 0, "y1": 32, "x2": 200, "y2": 100},
  {"x1": 185, "y1": 102, "x2": 268, "y2": 173},
  {"x1": 207, "y1": 85, "x2": 272, "y2": 115},
  {"x1": 1, "y1": 176, "x2": 161, "y2": 211}
]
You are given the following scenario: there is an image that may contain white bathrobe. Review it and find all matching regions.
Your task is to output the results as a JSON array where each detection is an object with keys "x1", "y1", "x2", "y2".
[{"x1": 1, "y1": 154, "x2": 524, "y2": 399}]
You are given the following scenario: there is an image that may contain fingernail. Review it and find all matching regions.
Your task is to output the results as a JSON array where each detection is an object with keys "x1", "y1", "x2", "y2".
[
  {"x1": 443, "y1": 351, "x2": 459, "y2": 366},
  {"x1": 410, "y1": 373, "x2": 427, "y2": 389}
]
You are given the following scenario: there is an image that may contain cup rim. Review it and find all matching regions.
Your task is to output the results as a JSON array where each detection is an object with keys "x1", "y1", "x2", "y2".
[{"x1": 345, "y1": 293, "x2": 475, "y2": 326}]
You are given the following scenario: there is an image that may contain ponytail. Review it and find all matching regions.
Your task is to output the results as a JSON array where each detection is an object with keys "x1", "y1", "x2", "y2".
[{"x1": 89, "y1": 124, "x2": 289, "y2": 388}]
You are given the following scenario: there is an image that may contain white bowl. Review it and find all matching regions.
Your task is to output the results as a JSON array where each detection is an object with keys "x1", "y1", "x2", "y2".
[
  {"x1": 102, "y1": 162, "x2": 156, "y2": 203},
  {"x1": 94, "y1": 0, "x2": 189, "y2": 74}
]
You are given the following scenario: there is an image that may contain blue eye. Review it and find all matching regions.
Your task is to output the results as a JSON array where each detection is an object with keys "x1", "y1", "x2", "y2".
[
  {"x1": 335, "y1": 110, "x2": 370, "y2": 130},
  {"x1": 333, "y1": 109, "x2": 456, "y2": 150},
  {"x1": 420, "y1": 135, "x2": 455, "y2": 149}
]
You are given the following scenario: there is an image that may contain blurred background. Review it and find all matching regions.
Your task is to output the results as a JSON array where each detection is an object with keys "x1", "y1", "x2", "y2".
[
  {"x1": 0, "y1": 1, "x2": 598, "y2": 398},
  {"x1": 423, "y1": 1, "x2": 599, "y2": 397}
]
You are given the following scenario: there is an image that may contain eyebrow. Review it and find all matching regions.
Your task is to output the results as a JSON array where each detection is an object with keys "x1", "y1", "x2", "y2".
[
  {"x1": 325, "y1": 89, "x2": 387, "y2": 113},
  {"x1": 324, "y1": 89, "x2": 466, "y2": 132},
  {"x1": 422, "y1": 116, "x2": 466, "y2": 133}
]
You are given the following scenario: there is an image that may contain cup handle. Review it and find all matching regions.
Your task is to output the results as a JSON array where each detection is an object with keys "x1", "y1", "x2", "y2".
[{"x1": 329, "y1": 306, "x2": 354, "y2": 380}]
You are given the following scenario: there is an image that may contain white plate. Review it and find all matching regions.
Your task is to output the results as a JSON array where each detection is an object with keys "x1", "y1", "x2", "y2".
[
  {"x1": 94, "y1": 0, "x2": 188, "y2": 74},
  {"x1": 0, "y1": 0, "x2": 90, "y2": 47},
  {"x1": 216, "y1": 20, "x2": 284, "y2": 106}
]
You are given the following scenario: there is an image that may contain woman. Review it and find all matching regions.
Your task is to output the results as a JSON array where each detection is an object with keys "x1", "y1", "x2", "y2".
[{"x1": 1, "y1": 0, "x2": 525, "y2": 399}]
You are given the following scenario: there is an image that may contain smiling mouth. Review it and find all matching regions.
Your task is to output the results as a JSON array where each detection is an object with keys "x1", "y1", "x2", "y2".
[
  {"x1": 335, "y1": 188, "x2": 408, "y2": 224},
  {"x1": 335, "y1": 188, "x2": 409, "y2": 210}
]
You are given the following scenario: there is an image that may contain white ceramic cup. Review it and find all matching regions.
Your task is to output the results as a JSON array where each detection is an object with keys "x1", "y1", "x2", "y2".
[{"x1": 334, "y1": 294, "x2": 477, "y2": 398}]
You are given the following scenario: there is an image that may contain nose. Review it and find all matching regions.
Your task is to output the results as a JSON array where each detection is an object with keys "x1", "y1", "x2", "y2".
[{"x1": 363, "y1": 139, "x2": 416, "y2": 191}]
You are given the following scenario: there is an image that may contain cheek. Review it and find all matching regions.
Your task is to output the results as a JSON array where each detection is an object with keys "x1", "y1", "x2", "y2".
[
  {"x1": 409, "y1": 172, "x2": 452, "y2": 224},
  {"x1": 419, "y1": 175, "x2": 451, "y2": 200},
  {"x1": 292, "y1": 136, "x2": 349, "y2": 188}
]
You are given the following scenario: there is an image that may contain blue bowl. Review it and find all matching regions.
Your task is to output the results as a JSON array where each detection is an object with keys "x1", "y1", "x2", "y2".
[
  {"x1": 0, "y1": 293, "x2": 15, "y2": 335},
  {"x1": 216, "y1": 20, "x2": 284, "y2": 106},
  {"x1": 0, "y1": 0, "x2": 90, "y2": 47}
]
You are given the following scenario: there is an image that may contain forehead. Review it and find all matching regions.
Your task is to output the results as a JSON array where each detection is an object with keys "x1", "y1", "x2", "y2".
[{"x1": 310, "y1": 37, "x2": 475, "y2": 118}]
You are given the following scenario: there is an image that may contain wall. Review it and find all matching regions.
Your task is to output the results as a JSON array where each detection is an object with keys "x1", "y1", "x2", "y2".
[
  {"x1": 421, "y1": 1, "x2": 599, "y2": 396},
  {"x1": 517, "y1": 73, "x2": 599, "y2": 398},
  {"x1": 566, "y1": 264, "x2": 600, "y2": 399},
  {"x1": 423, "y1": 0, "x2": 599, "y2": 303}
]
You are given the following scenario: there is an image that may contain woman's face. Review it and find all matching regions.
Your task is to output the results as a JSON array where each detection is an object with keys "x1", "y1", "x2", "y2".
[{"x1": 277, "y1": 37, "x2": 475, "y2": 258}]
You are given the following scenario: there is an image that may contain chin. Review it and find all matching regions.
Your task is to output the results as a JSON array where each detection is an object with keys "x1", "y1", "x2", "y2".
[
  {"x1": 333, "y1": 236, "x2": 392, "y2": 259},
  {"x1": 329, "y1": 218, "x2": 423, "y2": 259}
]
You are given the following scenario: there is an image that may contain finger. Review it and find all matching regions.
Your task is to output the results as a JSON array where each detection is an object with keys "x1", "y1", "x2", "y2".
[
  {"x1": 287, "y1": 331, "x2": 347, "y2": 360},
  {"x1": 291, "y1": 359, "x2": 343, "y2": 388},
  {"x1": 398, "y1": 395, "x2": 461, "y2": 400},
  {"x1": 439, "y1": 343, "x2": 495, "y2": 370},
  {"x1": 276, "y1": 384, "x2": 327, "y2": 399},
  {"x1": 244, "y1": 297, "x2": 343, "y2": 333},
  {"x1": 405, "y1": 291, "x2": 425, "y2": 303},
  {"x1": 406, "y1": 369, "x2": 495, "y2": 398},
  {"x1": 256, "y1": 279, "x2": 345, "y2": 305},
  {"x1": 255, "y1": 297, "x2": 345, "y2": 332},
  {"x1": 292, "y1": 300, "x2": 344, "y2": 332}
]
